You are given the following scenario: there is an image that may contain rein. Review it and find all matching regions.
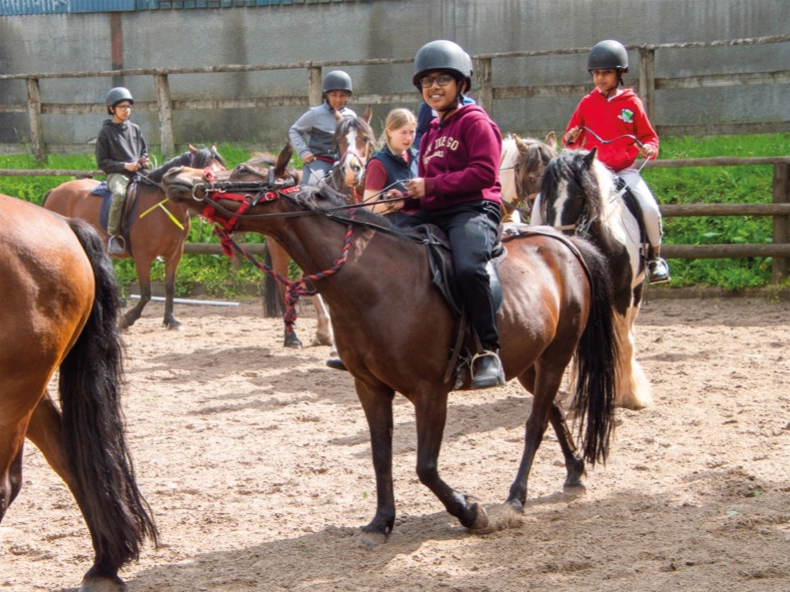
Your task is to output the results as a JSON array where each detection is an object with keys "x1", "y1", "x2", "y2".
[{"x1": 195, "y1": 168, "x2": 357, "y2": 338}]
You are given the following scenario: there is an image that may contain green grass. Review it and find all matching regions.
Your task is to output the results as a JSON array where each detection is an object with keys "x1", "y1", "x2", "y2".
[
  {"x1": 643, "y1": 133, "x2": 790, "y2": 289},
  {"x1": 2, "y1": 134, "x2": 788, "y2": 293}
]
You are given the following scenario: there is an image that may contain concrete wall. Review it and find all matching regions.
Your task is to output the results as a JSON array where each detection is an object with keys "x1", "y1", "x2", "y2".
[{"x1": 1, "y1": 0, "x2": 788, "y2": 152}]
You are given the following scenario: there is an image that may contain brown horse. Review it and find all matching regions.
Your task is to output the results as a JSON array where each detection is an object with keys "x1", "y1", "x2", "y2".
[
  {"x1": 499, "y1": 132, "x2": 557, "y2": 223},
  {"x1": 261, "y1": 114, "x2": 375, "y2": 349},
  {"x1": 42, "y1": 145, "x2": 226, "y2": 330},
  {"x1": 161, "y1": 154, "x2": 619, "y2": 546},
  {"x1": 0, "y1": 194, "x2": 157, "y2": 591}
]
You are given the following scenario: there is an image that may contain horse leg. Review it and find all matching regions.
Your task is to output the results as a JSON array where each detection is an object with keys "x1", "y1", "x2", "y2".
[
  {"x1": 120, "y1": 256, "x2": 152, "y2": 329},
  {"x1": 268, "y1": 239, "x2": 303, "y2": 349},
  {"x1": 310, "y1": 294, "x2": 334, "y2": 349},
  {"x1": 614, "y1": 305, "x2": 653, "y2": 410},
  {"x1": 413, "y1": 389, "x2": 488, "y2": 530},
  {"x1": 506, "y1": 363, "x2": 568, "y2": 508},
  {"x1": 25, "y1": 392, "x2": 128, "y2": 592},
  {"x1": 516, "y1": 367, "x2": 586, "y2": 491},
  {"x1": 355, "y1": 379, "x2": 397, "y2": 546},
  {"x1": 548, "y1": 404, "x2": 586, "y2": 488},
  {"x1": 0, "y1": 415, "x2": 29, "y2": 521},
  {"x1": 162, "y1": 252, "x2": 184, "y2": 331}
]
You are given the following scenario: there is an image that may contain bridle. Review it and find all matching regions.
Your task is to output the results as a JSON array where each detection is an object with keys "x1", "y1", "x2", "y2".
[{"x1": 192, "y1": 166, "x2": 358, "y2": 341}]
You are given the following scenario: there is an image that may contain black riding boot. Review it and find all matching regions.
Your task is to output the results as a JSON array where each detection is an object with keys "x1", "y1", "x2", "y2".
[
  {"x1": 471, "y1": 350, "x2": 505, "y2": 389},
  {"x1": 326, "y1": 357, "x2": 348, "y2": 371}
]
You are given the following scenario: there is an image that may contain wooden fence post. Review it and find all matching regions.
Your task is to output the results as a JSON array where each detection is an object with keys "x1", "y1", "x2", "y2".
[
  {"x1": 26, "y1": 77, "x2": 46, "y2": 162},
  {"x1": 772, "y1": 163, "x2": 790, "y2": 282},
  {"x1": 475, "y1": 57, "x2": 493, "y2": 115},
  {"x1": 638, "y1": 48, "x2": 656, "y2": 123},
  {"x1": 154, "y1": 73, "x2": 175, "y2": 158},
  {"x1": 308, "y1": 66, "x2": 322, "y2": 108}
]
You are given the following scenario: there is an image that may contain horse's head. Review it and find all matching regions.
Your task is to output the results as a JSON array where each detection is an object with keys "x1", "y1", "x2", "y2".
[
  {"x1": 332, "y1": 113, "x2": 375, "y2": 200},
  {"x1": 514, "y1": 132, "x2": 557, "y2": 201},
  {"x1": 228, "y1": 143, "x2": 302, "y2": 186},
  {"x1": 500, "y1": 132, "x2": 557, "y2": 219},
  {"x1": 147, "y1": 144, "x2": 227, "y2": 183},
  {"x1": 538, "y1": 147, "x2": 612, "y2": 234}
]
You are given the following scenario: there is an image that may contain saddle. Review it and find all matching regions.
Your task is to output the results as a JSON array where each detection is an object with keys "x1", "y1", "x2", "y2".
[
  {"x1": 411, "y1": 223, "x2": 504, "y2": 317},
  {"x1": 407, "y1": 222, "x2": 506, "y2": 387},
  {"x1": 615, "y1": 179, "x2": 649, "y2": 257},
  {"x1": 92, "y1": 179, "x2": 140, "y2": 246}
]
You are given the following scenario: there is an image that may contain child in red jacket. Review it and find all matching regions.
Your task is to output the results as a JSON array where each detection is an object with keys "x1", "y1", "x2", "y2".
[{"x1": 563, "y1": 39, "x2": 670, "y2": 283}]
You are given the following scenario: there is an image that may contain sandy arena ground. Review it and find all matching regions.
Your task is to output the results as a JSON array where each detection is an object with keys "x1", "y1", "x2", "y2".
[{"x1": 1, "y1": 296, "x2": 789, "y2": 592}]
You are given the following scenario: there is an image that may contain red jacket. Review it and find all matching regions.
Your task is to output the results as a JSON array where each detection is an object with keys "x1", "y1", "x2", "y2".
[
  {"x1": 564, "y1": 88, "x2": 659, "y2": 172},
  {"x1": 418, "y1": 104, "x2": 502, "y2": 211}
]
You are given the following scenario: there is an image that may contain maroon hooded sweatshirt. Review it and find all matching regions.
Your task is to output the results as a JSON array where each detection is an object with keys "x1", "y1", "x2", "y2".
[{"x1": 418, "y1": 103, "x2": 502, "y2": 211}]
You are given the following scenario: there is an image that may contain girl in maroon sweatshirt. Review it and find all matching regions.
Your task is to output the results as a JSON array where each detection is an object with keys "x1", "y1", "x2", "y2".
[{"x1": 403, "y1": 40, "x2": 505, "y2": 389}]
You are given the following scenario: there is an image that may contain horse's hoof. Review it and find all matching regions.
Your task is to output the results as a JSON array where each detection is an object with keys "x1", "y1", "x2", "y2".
[
  {"x1": 467, "y1": 504, "x2": 490, "y2": 531},
  {"x1": 358, "y1": 529, "x2": 387, "y2": 547},
  {"x1": 167, "y1": 323, "x2": 184, "y2": 331},
  {"x1": 79, "y1": 575, "x2": 126, "y2": 592},
  {"x1": 506, "y1": 498, "x2": 525, "y2": 513}
]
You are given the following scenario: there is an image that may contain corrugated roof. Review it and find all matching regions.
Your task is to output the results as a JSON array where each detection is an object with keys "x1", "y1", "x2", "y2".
[{"x1": 0, "y1": 0, "x2": 349, "y2": 15}]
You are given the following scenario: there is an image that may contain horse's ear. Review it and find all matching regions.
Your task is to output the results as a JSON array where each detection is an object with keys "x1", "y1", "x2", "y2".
[
  {"x1": 545, "y1": 131, "x2": 558, "y2": 150},
  {"x1": 275, "y1": 143, "x2": 294, "y2": 178},
  {"x1": 583, "y1": 147, "x2": 597, "y2": 168},
  {"x1": 188, "y1": 143, "x2": 197, "y2": 154},
  {"x1": 361, "y1": 105, "x2": 373, "y2": 124}
]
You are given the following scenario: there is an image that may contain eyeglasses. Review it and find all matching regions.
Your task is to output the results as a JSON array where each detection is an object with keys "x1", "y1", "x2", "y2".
[
  {"x1": 115, "y1": 104, "x2": 132, "y2": 110},
  {"x1": 419, "y1": 74, "x2": 455, "y2": 88}
]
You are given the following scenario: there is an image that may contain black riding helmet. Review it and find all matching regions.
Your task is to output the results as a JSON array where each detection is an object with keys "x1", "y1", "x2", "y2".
[
  {"x1": 412, "y1": 39, "x2": 473, "y2": 93},
  {"x1": 322, "y1": 70, "x2": 353, "y2": 95},
  {"x1": 587, "y1": 39, "x2": 629, "y2": 73},
  {"x1": 105, "y1": 87, "x2": 134, "y2": 115}
]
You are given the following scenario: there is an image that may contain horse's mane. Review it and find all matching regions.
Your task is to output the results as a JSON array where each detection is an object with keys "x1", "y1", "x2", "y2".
[
  {"x1": 146, "y1": 147, "x2": 225, "y2": 183},
  {"x1": 290, "y1": 184, "x2": 415, "y2": 238},
  {"x1": 540, "y1": 149, "x2": 611, "y2": 224}
]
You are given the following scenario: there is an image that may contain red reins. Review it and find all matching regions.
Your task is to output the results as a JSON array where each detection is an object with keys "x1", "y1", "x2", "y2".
[{"x1": 196, "y1": 167, "x2": 356, "y2": 337}]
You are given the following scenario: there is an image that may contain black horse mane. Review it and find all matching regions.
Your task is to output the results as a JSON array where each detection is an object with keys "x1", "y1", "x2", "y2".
[
  {"x1": 146, "y1": 147, "x2": 225, "y2": 183},
  {"x1": 539, "y1": 150, "x2": 603, "y2": 222},
  {"x1": 287, "y1": 184, "x2": 434, "y2": 247}
]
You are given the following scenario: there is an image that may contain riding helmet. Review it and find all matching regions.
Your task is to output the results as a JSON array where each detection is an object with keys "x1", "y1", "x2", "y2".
[
  {"x1": 322, "y1": 70, "x2": 353, "y2": 94},
  {"x1": 105, "y1": 87, "x2": 134, "y2": 108},
  {"x1": 587, "y1": 39, "x2": 629, "y2": 73},
  {"x1": 413, "y1": 39, "x2": 473, "y2": 91}
]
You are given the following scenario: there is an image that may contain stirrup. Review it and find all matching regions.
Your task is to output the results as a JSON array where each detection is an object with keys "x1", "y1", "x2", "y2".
[
  {"x1": 107, "y1": 234, "x2": 126, "y2": 255},
  {"x1": 326, "y1": 357, "x2": 348, "y2": 371},
  {"x1": 470, "y1": 350, "x2": 506, "y2": 389},
  {"x1": 647, "y1": 257, "x2": 671, "y2": 284}
]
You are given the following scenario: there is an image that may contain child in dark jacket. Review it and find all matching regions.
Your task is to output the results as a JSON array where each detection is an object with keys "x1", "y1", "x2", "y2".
[{"x1": 95, "y1": 86, "x2": 149, "y2": 255}]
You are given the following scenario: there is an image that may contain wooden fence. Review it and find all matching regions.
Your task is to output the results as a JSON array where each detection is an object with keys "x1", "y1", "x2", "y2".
[
  {"x1": 2, "y1": 155, "x2": 788, "y2": 282},
  {"x1": 1, "y1": 34, "x2": 789, "y2": 160}
]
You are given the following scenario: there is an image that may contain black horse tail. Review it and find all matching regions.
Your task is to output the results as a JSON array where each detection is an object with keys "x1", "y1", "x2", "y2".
[
  {"x1": 568, "y1": 236, "x2": 619, "y2": 466},
  {"x1": 58, "y1": 218, "x2": 158, "y2": 568},
  {"x1": 262, "y1": 240, "x2": 282, "y2": 318}
]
